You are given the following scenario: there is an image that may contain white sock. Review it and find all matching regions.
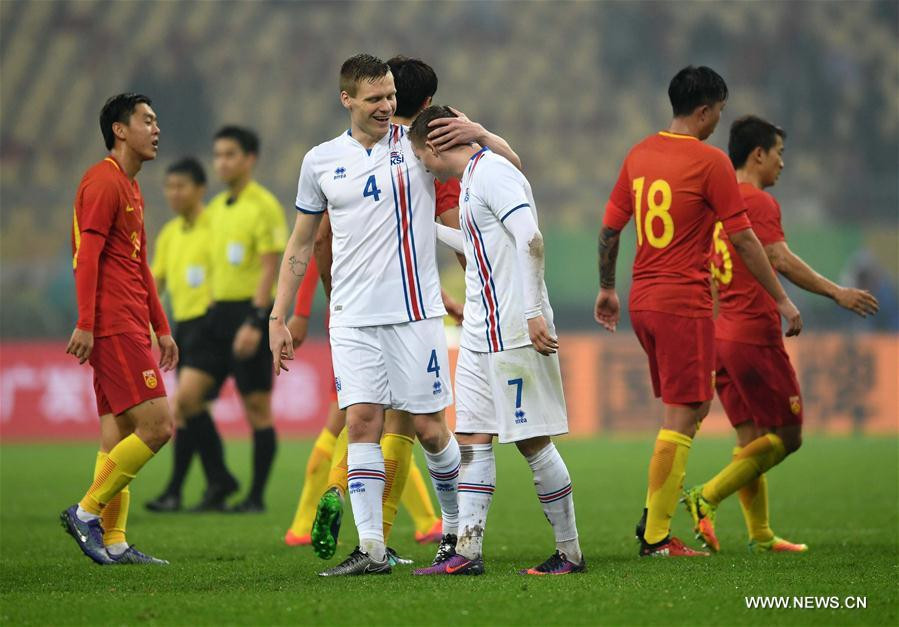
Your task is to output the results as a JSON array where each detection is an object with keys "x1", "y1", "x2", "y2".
[
  {"x1": 346, "y1": 442, "x2": 386, "y2": 562},
  {"x1": 105, "y1": 542, "x2": 129, "y2": 556},
  {"x1": 424, "y1": 436, "x2": 461, "y2": 536},
  {"x1": 75, "y1": 505, "x2": 100, "y2": 523},
  {"x1": 526, "y1": 442, "x2": 582, "y2": 563},
  {"x1": 455, "y1": 443, "x2": 496, "y2": 560}
]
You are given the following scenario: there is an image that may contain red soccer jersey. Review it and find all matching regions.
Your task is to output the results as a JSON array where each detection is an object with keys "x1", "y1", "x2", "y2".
[
  {"x1": 72, "y1": 157, "x2": 168, "y2": 337},
  {"x1": 713, "y1": 183, "x2": 786, "y2": 345},
  {"x1": 435, "y1": 177, "x2": 461, "y2": 218},
  {"x1": 603, "y1": 132, "x2": 752, "y2": 317}
]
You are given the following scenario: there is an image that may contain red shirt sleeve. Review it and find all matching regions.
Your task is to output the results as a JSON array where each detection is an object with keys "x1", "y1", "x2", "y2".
[
  {"x1": 435, "y1": 178, "x2": 461, "y2": 217},
  {"x1": 602, "y1": 159, "x2": 633, "y2": 230},
  {"x1": 74, "y1": 232, "x2": 104, "y2": 331},
  {"x1": 294, "y1": 256, "x2": 319, "y2": 318},
  {"x1": 78, "y1": 175, "x2": 119, "y2": 236},
  {"x1": 747, "y1": 193, "x2": 786, "y2": 246},
  {"x1": 704, "y1": 150, "x2": 752, "y2": 234}
]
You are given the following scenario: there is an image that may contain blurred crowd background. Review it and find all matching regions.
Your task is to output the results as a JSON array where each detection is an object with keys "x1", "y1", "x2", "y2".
[{"x1": 1, "y1": 0, "x2": 897, "y2": 339}]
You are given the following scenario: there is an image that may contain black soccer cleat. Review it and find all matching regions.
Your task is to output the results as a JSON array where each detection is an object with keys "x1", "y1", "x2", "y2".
[{"x1": 317, "y1": 547, "x2": 391, "y2": 577}]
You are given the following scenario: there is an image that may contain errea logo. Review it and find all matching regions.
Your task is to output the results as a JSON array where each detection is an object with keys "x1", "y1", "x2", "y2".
[{"x1": 334, "y1": 167, "x2": 347, "y2": 180}]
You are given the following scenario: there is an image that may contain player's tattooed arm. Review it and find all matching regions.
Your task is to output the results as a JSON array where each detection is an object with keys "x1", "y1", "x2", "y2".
[
  {"x1": 287, "y1": 255, "x2": 307, "y2": 279},
  {"x1": 598, "y1": 226, "x2": 621, "y2": 289}
]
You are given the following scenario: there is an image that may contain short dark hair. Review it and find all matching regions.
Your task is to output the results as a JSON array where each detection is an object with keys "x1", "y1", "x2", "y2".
[
  {"x1": 99, "y1": 93, "x2": 152, "y2": 150},
  {"x1": 728, "y1": 115, "x2": 787, "y2": 168},
  {"x1": 388, "y1": 56, "x2": 438, "y2": 119},
  {"x1": 668, "y1": 66, "x2": 728, "y2": 117},
  {"x1": 166, "y1": 157, "x2": 207, "y2": 186},
  {"x1": 408, "y1": 105, "x2": 457, "y2": 146},
  {"x1": 214, "y1": 125, "x2": 259, "y2": 155},
  {"x1": 340, "y1": 53, "x2": 391, "y2": 96}
]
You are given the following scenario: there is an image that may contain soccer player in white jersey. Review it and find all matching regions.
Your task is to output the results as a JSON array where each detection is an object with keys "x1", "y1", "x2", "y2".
[
  {"x1": 269, "y1": 54, "x2": 523, "y2": 576},
  {"x1": 408, "y1": 106, "x2": 585, "y2": 576}
]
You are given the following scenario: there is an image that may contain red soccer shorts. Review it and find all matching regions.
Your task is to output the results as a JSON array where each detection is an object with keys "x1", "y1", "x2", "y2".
[
  {"x1": 631, "y1": 310, "x2": 715, "y2": 405},
  {"x1": 715, "y1": 338, "x2": 803, "y2": 429},
  {"x1": 89, "y1": 333, "x2": 167, "y2": 416}
]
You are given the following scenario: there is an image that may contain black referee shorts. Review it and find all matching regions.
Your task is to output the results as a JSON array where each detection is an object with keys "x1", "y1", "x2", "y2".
[{"x1": 184, "y1": 300, "x2": 274, "y2": 395}]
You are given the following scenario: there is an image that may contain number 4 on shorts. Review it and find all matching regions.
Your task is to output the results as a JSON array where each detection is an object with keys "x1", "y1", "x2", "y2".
[{"x1": 427, "y1": 349, "x2": 441, "y2": 378}]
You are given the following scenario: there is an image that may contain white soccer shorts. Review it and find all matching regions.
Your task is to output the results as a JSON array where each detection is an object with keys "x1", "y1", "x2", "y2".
[
  {"x1": 329, "y1": 317, "x2": 453, "y2": 414},
  {"x1": 454, "y1": 344, "x2": 569, "y2": 443}
]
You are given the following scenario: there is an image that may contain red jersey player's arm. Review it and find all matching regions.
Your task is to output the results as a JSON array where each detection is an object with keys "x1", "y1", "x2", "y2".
[
  {"x1": 313, "y1": 213, "x2": 333, "y2": 300},
  {"x1": 766, "y1": 241, "x2": 879, "y2": 317},
  {"x1": 73, "y1": 232, "x2": 106, "y2": 332}
]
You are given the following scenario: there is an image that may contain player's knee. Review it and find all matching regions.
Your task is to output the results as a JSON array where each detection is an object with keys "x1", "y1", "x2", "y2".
[
  {"x1": 515, "y1": 436, "x2": 550, "y2": 458},
  {"x1": 176, "y1": 390, "x2": 205, "y2": 418},
  {"x1": 415, "y1": 419, "x2": 449, "y2": 453}
]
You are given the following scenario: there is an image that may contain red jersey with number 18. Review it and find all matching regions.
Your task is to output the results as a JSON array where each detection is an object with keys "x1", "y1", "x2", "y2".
[{"x1": 603, "y1": 132, "x2": 752, "y2": 317}]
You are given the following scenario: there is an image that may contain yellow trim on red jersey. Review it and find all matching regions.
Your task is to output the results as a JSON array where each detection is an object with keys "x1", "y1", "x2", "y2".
[
  {"x1": 658, "y1": 131, "x2": 699, "y2": 141},
  {"x1": 104, "y1": 156, "x2": 121, "y2": 171},
  {"x1": 72, "y1": 207, "x2": 81, "y2": 269}
]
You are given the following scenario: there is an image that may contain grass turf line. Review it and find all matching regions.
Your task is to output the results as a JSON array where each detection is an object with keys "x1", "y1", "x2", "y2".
[{"x1": 0, "y1": 437, "x2": 896, "y2": 625}]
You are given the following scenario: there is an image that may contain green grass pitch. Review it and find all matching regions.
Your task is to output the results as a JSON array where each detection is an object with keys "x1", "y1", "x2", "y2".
[{"x1": 1, "y1": 436, "x2": 896, "y2": 625}]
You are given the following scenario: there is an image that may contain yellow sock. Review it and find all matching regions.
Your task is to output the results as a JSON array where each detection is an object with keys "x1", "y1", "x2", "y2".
[
  {"x1": 733, "y1": 447, "x2": 775, "y2": 542},
  {"x1": 645, "y1": 429, "x2": 692, "y2": 544},
  {"x1": 325, "y1": 427, "x2": 349, "y2": 494},
  {"x1": 381, "y1": 433, "x2": 414, "y2": 542},
  {"x1": 702, "y1": 434, "x2": 786, "y2": 506},
  {"x1": 289, "y1": 428, "x2": 337, "y2": 535},
  {"x1": 79, "y1": 434, "x2": 154, "y2": 515},
  {"x1": 92, "y1": 451, "x2": 130, "y2": 546},
  {"x1": 402, "y1": 462, "x2": 440, "y2": 535}
]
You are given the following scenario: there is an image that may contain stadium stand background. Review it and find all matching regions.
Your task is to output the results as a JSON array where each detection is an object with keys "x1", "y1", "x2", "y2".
[{"x1": 1, "y1": 0, "x2": 897, "y2": 338}]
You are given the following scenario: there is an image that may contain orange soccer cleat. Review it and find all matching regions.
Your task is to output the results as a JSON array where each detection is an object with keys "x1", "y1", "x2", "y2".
[
  {"x1": 414, "y1": 519, "x2": 443, "y2": 544},
  {"x1": 750, "y1": 536, "x2": 809, "y2": 553},
  {"x1": 640, "y1": 536, "x2": 710, "y2": 557},
  {"x1": 284, "y1": 530, "x2": 312, "y2": 546}
]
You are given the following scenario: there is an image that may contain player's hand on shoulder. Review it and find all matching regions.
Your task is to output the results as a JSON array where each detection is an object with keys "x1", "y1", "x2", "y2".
[
  {"x1": 287, "y1": 315, "x2": 310, "y2": 349},
  {"x1": 594, "y1": 289, "x2": 620, "y2": 333},
  {"x1": 528, "y1": 315, "x2": 559, "y2": 356},
  {"x1": 776, "y1": 297, "x2": 802, "y2": 337},
  {"x1": 233, "y1": 323, "x2": 262, "y2": 360},
  {"x1": 268, "y1": 317, "x2": 294, "y2": 375},
  {"x1": 157, "y1": 334, "x2": 179, "y2": 372},
  {"x1": 65, "y1": 328, "x2": 94, "y2": 364},
  {"x1": 835, "y1": 287, "x2": 879, "y2": 318},
  {"x1": 427, "y1": 107, "x2": 485, "y2": 151}
]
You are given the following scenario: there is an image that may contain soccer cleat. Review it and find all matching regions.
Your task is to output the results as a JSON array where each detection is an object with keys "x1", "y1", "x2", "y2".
[
  {"x1": 635, "y1": 507, "x2": 647, "y2": 541},
  {"x1": 413, "y1": 554, "x2": 484, "y2": 576},
  {"x1": 749, "y1": 536, "x2": 809, "y2": 554},
  {"x1": 188, "y1": 479, "x2": 239, "y2": 512},
  {"x1": 311, "y1": 488, "x2": 343, "y2": 560},
  {"x1": 414, "y1": 519, "x2": 443, "y2": 544},
  {"x1": 386, "y1": 547, "x2": 413, "y2": 566},
  {"x1": 640, "y1": 535, "x2": 710, "y2": 557},
  {"x1": 109, "y1": 545, "x2": 169, "y2": 565},
  {"x1": 59, "y1": 505, "x2": 113, "y2": 565},
  {"x1": 520, "y1": 550, "x2": 586, "y2": 575},
  {"x1": 144, "y1": 492, "x2": 181, "y2": 513},
  {"x1": 431, "y1": 533, "x2": 457, "y2": 565},
  {"x1": 682, "y1": 485, "x2": 720, "y2": 552},
  {"x1": 317, "y1": 547, "x2": 391, "y2": 577},
  {"x1": 284, "y1": 530, "x2": 312, "y2": 546},
  {"x1": 227, "y1": 498, "x2": 265, "y2": 514}
]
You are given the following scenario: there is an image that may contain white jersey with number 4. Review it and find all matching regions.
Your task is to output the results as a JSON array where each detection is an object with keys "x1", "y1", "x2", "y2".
[
  {"x1": 459, "y1": 147, "x2": 555, "y2": 353},
  {"x1": 295, "y1": 124, "x2": 445, "y2": 328}
]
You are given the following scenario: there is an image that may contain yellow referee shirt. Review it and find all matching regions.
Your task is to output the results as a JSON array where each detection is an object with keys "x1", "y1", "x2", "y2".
[
  {"x1": 151, "y1": 210, "x2": 213, "y2": 322},
  {"x1": 206, "y1": 180, "x2": 287, "y2": 301}
]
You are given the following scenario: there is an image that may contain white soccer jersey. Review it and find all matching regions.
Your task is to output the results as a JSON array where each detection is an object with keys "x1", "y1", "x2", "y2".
[
  {"x1": 459, "y1": 148, "x2": 555, "y2": 353},
  {"x1": 295, "y1": 124, "x2": 446, "y2": 328}
]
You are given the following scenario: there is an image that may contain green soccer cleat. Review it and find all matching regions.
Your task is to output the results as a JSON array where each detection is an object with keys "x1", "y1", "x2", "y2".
[
  {"x1": 311, "y1": 487, "x2": 343, "y2": 560},
  {"x1": 749, "y1": 536, "x2": 809, "y2": 554},
  {"x1": 682, "y1": 485, "x2": 719, "y2": 552}
]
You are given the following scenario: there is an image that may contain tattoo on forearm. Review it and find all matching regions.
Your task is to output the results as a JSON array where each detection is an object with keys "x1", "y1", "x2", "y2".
[
  {"x1": 288, "y1": 255, "x2": 307, "y2": 279},
  {"x1": 598, "y1": 227, "x2": 621, "y2": 289}
]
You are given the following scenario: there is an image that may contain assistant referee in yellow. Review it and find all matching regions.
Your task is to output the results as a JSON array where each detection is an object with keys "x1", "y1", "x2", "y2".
[{"x1": 176, "y1": 127, "x2": 287, "y2": 513}]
